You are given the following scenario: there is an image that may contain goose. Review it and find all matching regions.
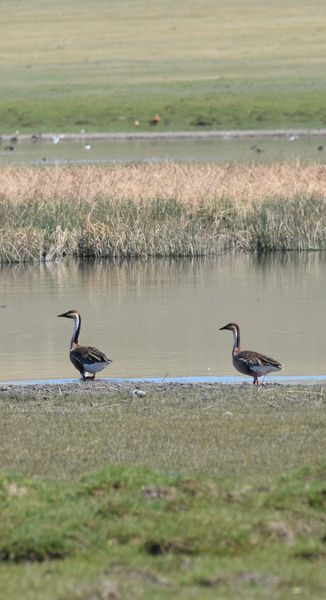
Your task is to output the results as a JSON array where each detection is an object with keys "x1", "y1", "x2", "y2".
[
  {"x1": 219, "y1": 322, "x2": 282, "y2": 384},
  {"x1": 58, "y1": 309, "x2": 112, "y2": 380}
]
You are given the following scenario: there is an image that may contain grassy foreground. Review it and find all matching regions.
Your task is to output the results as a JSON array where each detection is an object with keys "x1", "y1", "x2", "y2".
[
  {"x1": 1, "y1": 163, "x2": 326, "y2": 262},
  {"x1": 0, "y1": 382, "x2": 325, "y2": 599},
  {"x1": 0, "y1": 0, "x2": 326, "y2": 131}
]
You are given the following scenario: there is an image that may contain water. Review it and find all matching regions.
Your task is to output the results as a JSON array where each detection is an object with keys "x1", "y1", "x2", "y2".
[
  {"x1": 1, "y1": 253, "x2": 326, "y2": 382},
  {"x1": 1, "y1": 134, "x2": 326, "y2": 165}
]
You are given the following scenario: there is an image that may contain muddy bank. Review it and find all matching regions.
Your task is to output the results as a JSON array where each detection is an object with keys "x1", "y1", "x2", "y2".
[
  {"x1": 0, "y1": 377, "x2": 324, "y2": 401},
  {"x1": 0, "y1": 379, "x2": 201, "y2": 400}
]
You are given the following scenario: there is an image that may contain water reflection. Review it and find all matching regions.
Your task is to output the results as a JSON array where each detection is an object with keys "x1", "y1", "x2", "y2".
[{"x1": 1, "y1": 253, "x2": 326, "y2": 381}]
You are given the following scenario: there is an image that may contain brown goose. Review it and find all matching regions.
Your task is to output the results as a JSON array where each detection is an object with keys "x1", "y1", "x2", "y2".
[
  {"x1": 219, "y1": 322, "x2": 282, "y2": 385},
  {"x1": 58, "y1": 309, "x2": 112, "y2": 380}
]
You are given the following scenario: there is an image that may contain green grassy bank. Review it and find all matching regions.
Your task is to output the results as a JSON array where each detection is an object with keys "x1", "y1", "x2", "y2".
[
  {"x1": 0, "y1": 383, "x2": 325, "y2": 599},
  {"x1": 1, "y1": 0, "x2": 326, "y2": 132},
  {"x1": 2, "y1": 81, "x2": 326, "y2": 134},
  {"x1": 1, "y1": 465, "x2": 325, "y2": 600}
]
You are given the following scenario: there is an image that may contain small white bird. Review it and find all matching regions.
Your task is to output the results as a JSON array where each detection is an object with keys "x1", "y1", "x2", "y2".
[
  {"x1": 52, "y1": 134, "x2": 64, "y2": 144},
  {"x1": 130, "y1": 387, "x2": 146, "y2": 398}
]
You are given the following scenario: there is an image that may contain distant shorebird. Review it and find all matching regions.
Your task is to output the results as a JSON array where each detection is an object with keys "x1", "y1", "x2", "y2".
[
  {"x1": 52, "y1": 134, "x2": 64, "y2": 144},
  {"x1": 58, "y1": 309, "x2": 112, "y2": 380},
  {"x1": 219, "y1": 322, "x2": 282, "y2": 385},
  {"x1": 130, "y1": 386, "x2": 146, "y2": 398}
]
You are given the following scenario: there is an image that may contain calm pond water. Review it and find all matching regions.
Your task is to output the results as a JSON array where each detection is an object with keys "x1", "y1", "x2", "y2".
[
  {"x1": 1, "y1": 253, "x2": 326, "y2": 382},
  {"x1": 1, "y1": 135, "x2": 326, "y2": 165}
]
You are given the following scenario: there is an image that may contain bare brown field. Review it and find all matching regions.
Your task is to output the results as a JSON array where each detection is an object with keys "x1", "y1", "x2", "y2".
[
  {"x1": 1, "y1": 162, "x2": 326, "y2": 206},
  {"x1": 1, "y1": 163, "x2": 326, "y2": 261}
]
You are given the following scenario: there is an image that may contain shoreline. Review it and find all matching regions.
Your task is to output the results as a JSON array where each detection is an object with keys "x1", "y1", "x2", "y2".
[
  {"x1": 3, "y1": 128, "x2": 326, "y2": 142},
  {"x1": 1, "y1": 375, "x2": 326, "y2": 398}
]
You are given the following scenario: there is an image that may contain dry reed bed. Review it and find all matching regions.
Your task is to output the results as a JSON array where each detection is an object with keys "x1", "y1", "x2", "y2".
[
  {"x1": 2, "y1": 163, "x2": 326, "y2": 204},
  {"x1": 0, "y1": 163, "x2": 326, "y2": 262}
]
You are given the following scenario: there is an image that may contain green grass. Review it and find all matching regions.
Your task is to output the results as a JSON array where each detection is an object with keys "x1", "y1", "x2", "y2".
[
  {"x1": 0, "y1": 465, "x2": 325, "y2": 600},
  {"x1": 2, "y1": 82, "x2": 326, "y2": 133},
  {"x1": 1, "y1": 383, "x2": 325, "y2": 481},
  {"x1": 0, "y1": 383, "x2": 325, "y2": 599},
  {"x1": 1, "y1": 0, "x2": 326, "y2": 132}
]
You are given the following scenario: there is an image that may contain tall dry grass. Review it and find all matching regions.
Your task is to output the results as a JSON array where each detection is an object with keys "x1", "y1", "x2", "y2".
[
  {"x1": 1, "y1": 163, "x2": 326, "y2": 262},
  {"x1": 2, "y1": 163, "x2": 326, "y2": 205}
]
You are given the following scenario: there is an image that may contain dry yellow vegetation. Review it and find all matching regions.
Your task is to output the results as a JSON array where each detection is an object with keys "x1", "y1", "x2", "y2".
[
  {"x1": 1, "y1": 162, "x2": 326, "y2": 205},
  {"x1": 0, "y1": 163, "x2": 326, "y2": 261}
]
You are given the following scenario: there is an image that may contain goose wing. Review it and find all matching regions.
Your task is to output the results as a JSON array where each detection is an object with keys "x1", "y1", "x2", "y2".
[
  {"x1": 71, "y1": 345, "x2": 112, "y2": 366},
  {"x1": 237, "y1": 350, "x2": 281, "y2": 372}
]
